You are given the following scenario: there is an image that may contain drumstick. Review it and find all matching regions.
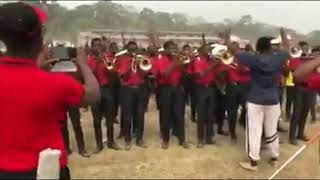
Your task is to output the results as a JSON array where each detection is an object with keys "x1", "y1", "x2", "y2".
[{"x1": 268, "y1": 132, "x2": 320, "y2": 180}]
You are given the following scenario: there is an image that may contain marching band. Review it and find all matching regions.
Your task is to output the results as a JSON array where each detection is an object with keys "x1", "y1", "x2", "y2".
[{"x1": 1, "y1": 2, "x2": 320, "y2": 179}]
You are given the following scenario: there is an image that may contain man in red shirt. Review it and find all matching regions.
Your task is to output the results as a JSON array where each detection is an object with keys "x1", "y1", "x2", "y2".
[
  {"x1": 107, "y1": 42, "x2": 121, "y2": 125},
  {"x1": 152, "y1": 41, "x2": 189, "y2": 149},
  {"x1": 294, "y1": 50, "x2": 320, "y2": 90},
  {"x1": 180, "y1": 44, "x2": 197, "y2": 123},
  {"x1": 0, "y1": 3, "x2": 100, "y2": 179},
  {"x1": 288, "y1": 41, "x2": 313, "y2": 145},
  {"x1": 188, "y1": 44, "x2": 221, "y2": 147},
  {"x1": 88, "y1": 38, "x2": 122, "y2": 153},
  {"x1": 222, "y1": 42, "x2": 251, "y2": 142},
  {"x1": 117, "y1": 41, "x2": 149, "y2": 151}
]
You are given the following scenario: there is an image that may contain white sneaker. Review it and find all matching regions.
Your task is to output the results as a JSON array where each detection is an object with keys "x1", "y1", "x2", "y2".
[{"x1": 240, "y1": 161, "x2": 258, "y2": 172}]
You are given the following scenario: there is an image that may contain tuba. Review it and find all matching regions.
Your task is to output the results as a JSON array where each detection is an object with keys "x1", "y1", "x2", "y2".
[
  {"x1": 289, "y1": 46, "x2": 302, "y2": 58},
  {"x1": 210, "y1": 44, "x2": 234, "y2": 65},
  {"x1": 131, "y1": 54, "x2": 152, "y2": 73}
]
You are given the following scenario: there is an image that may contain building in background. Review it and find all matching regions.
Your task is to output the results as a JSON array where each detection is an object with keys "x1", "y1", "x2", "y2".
[{"x1": 78, "y1": 29, "x2": 250, "y2": 48}]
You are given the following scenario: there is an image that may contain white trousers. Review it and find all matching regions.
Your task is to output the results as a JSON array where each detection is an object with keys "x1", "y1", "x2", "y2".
[{"x1": 246, "y1": 102, "x2": 281, "y2": 161}]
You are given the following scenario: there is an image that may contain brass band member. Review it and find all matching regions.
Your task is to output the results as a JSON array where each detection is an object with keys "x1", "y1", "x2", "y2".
[
  {"x1": 189, "y1": 44, "x2": 220, "y2": 147},
  {"x1": 181, "y1": 44, "x2": 197, "y2": 123},
  {"x1": 288, "y1": 41, "x2": 313, "y2": 145},
  {"x1": 107, "y1": 42, "x2": 121, "y2": 124},
  {"x1": 152, "y1": 41, "x2": 189, "y2": 149},
  {"x1": 221, "y1": 42, "x2": 251, "y2": 142},
  {"x1": 87, "y1": 38, "x2": 122, "y2": 153},
  {"x1": 117, "y1": 41, "x2": 149, "y2": 150}
]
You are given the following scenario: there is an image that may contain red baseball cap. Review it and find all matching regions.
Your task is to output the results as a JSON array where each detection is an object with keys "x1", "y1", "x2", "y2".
[
  {"x1": 0, "y1": 2, "x2": 48, "y2": 38},
  {"x1": 30, "y1": 4, "x2": 48, "y2": 25}
]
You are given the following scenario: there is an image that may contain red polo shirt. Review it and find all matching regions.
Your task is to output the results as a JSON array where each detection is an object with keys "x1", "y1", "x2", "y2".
[
  {"x1": 226, "y1": 59, "x2": 251, "y2": 84},
  {"x1": 191, "y1": 56, "x2": 216, "y2": 85},
  {"x1": 0, "y1": 56, "x2": 84, "y2": 172},
  {"x1": 306, "y1": 73, "x2": 320, "y2": 91},
  {"x1": 152, "y1": 54, "x2": 183, "y2": 86},
  {"x1": 288, "y1": 58, "x2": 303, "y2": 70},
  {"x1": 105, "y1": 51, "x2": 114, "y2": 59},
  {"x1": 87, "y1": 55, "x2": 110, "y2": 87},
  {"x1": 117, "y1": 55, "x2": 145, "y2": 86}
]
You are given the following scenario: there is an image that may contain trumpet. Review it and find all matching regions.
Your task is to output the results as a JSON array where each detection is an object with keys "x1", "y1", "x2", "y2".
[
  {"x1": 289, "y1": 46, "x2": 302, "y2": 58},
  {"x1": 103, "y1": 58, "x2": 117, "y2": 71},
  {"x1": 131, "y1": 54, "x2": 152, "y2": 73},
  {"x1": 102, "y1": 49, "x2": 129, "y2": 70},
  {"x1": 210, "y1": 44, "x2": 234, "y2": 65}
]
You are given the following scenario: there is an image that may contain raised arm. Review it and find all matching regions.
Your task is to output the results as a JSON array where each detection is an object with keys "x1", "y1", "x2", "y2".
[
  {"x1": 293, "y1": 57, "x2": 320, "y2": 82},
  {"x1": 76, "y1": 47, "x2": 101, "y2": 106},
  {"x1": 280, "y1": 27, "x2": 290, "y2": 52}
]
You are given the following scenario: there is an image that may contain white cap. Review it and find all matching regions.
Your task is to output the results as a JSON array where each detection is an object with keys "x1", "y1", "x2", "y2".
[
  {"x1": 270, "y1": 34, "x2": 292, "y2": 45},
  {"x1": 158, "y1": 47, "x2": 164, "y2": 52}
]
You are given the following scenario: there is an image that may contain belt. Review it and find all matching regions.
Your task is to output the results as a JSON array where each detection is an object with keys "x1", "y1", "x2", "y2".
[
  {"x1": 159, "y1": 83, "x2": 180, "y2": 87},
  {"x1": 229, "y1": 81, "x2": 248, "y2": 86},
  {"x1": 100, "y1": 84, "x2": 110, "y2": 88},
  {"x1": 124, "y1": 84, "x2": 142, "y2": 88},
  {"x1": 196, "y1": 83, "x2": 214, "y2": 87}
]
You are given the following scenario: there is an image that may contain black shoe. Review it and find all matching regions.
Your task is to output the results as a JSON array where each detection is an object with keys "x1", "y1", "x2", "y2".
[
  {"x1": 297, "y1": 135, "x2": 309, "y2": 142},
  {"x1": 67, "y1": 149, "x2": 72, "y2": 155},
  {"x1": 289, "y1": 139, "x2": 298, "y2": 145},
  {"x1": 218, "y1": 129, "x2": 229, "y2": 136},
  {"x1": 180, "y1": 142, "x2": 190, "y2": 149},
  {"x1": 206, "y1": 139, "x2": 216, "y2": 145},
  {"x1": 107, "y1": 142, "x2": 122, "y2": 150},
  {"x1": 136, "y1": 140, "x2": 148, "y2": 148},
  {"x1": 197, "y1": 141, "x2": 204, "y2": 148},
  {"x1": 93, "y1": 146, "x2": 103, "y2": 154},
  {"x1": 124, "y1": 142, "x2": 132, "y2": 151},
  {"x1": 277, "y1": 126, "x2": 288, "y2": 133},
  {"x1": 161, "y1": 142, "x2": 169, "y2": 150},
  {"x1": 79, "y1": 150, "x2": 90, "y2": 158},
  {"x1": 231, "y1": 134, "x2": 238, "y2": 144}
]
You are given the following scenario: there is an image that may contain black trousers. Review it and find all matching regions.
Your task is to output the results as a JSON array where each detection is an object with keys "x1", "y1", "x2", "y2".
[
  {"x1": 61, "y1": 107, "x2": 86, "y2": 153},
  {"x1": 216, "y1": 88, "x2": 226, "y2": 131},
  {"x1": 91, "y1": 86, "x2": 115, "y2": 149},
  {"x1": 289, "y1": 86, "x2": 313, "y2": 140},
  {"x1": 310, "y1": 91, "x2": 317, "y2": 122},
  {"x1": 0, "y1": 167, "x2": 70, "y2": 180},
  {"x1": 225, "y1": 82, "x2": 248, "y2": 136},
  {"x1": 190, "y1": 82, "x2": 197, "y2": 121},
  {"x1": 111, "y1": 77, "x2": 121, "y2": 118},
  {"x1": 195, "y1": 85, "x2": 216, "y2": 142},
  {"x1": 158, "y1": 85, "x2": 186, "y2": 143},
  {"x1": 120, "y1": 85, "x2": 148, "y2": 143},
  {"x1": 285, "y1": 86, "x2": 295, "y2": 119}
]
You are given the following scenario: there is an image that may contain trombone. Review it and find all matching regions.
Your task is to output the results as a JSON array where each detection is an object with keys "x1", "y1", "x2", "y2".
[{"x1": 131, "y1": 54, "x2": 152, "y2": 73}]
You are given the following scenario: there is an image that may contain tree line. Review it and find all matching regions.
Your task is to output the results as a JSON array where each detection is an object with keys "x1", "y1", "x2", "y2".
[{"x1": 27, "y1": 0, "x2": 320, "y2": 46}]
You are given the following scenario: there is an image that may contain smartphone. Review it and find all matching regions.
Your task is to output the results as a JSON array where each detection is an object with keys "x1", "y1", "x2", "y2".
[
  {"x1": 50, "y1": 47, "x2": 77, "y2": 72},
  {"x1": 50, "y1": 46, "x2": 71, "y2": 61}
]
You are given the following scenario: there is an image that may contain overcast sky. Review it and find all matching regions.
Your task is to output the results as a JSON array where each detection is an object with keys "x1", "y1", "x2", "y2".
[{"x1": 58, "y1": 1, "x2": 320, "y2": 34}]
